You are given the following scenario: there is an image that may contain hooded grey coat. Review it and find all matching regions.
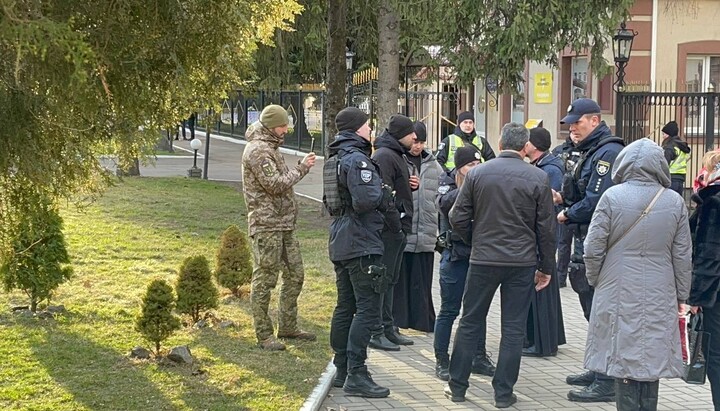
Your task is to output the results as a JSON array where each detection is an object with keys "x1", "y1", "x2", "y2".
[
  {"x1": 583, "y1": 138, "x2": 692, "y2": 381},
  {"x1": 404, "y1": 150, "x2": 443, "y2": 253}
]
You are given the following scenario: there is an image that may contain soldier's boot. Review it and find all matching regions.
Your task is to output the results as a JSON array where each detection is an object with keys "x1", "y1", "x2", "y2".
[
  {"x1": 471, "y1": 352, "x2": 496, "y2": 376},
  {"x1": 258, "y1": 336, "x2": 286, "y2": 351},
  {"x1": 435, "y1": 356, "x2": 450, "y2": 381},
  {"x1": 343, "y1": 366, "x2": 390, "y2": 398},
  {"x1": 333, "y1": 366, "x2": 347, "y2": 388},
  {"x1": 277, "y1": 329, "x2": 317, "y2": 341}
]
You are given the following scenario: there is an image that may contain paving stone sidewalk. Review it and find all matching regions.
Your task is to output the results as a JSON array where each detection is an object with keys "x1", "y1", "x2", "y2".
[{"x1": 321, "y1": 278, "x2": 713, "y2": 411}]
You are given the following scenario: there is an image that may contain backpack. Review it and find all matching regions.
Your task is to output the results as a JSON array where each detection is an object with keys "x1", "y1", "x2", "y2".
[{"x1": 323, "y1": 152, "x2": 345, "y2": 216}]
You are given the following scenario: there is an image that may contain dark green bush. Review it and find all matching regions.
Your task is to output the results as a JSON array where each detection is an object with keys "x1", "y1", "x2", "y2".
[
  {"x1": 0, "y1": 199, "x2": 72, "y2": 312},
  {"x1": 136, "y1": 279, "x2": 181, "y2": 354},
  {"x1": 175, "y1": 255, "x2": 218, "y2": 323},
  {"x1": 214, "y1": 225, "x2": 252, "y2": 297}
]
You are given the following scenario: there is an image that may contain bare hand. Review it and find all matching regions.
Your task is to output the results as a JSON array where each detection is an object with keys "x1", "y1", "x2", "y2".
[
  {"x1": 678, "y1": 303, "x2": 688, "y2": 316},
  {"x1": 409, "y1": 175, "x2": 419, "y2": 190},
  {"x1": 552, "y1": 189, "x2": 563, "y2": 205},
  {"x1": 534, "y1": 271, "x2": 551, "y2": 291},
  {"x1": 690, "y1": 306, "x2": 701, "y2": 315},
  {"x1": 302, "y1": 152, "x2": 316, "y2": 168},
  {"x1": 557, "y1": 210, "x2": 568, "y2": 224}
]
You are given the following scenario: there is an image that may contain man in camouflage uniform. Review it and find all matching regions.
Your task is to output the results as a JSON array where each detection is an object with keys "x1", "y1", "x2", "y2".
[{"x1": 242, "y1": 104, "x2": 317, "y2": 351}]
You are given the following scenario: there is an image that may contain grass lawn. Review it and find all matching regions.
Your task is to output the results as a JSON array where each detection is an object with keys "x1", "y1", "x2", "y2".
[
  {"x1": 0, "y1": 177, "x2": 336, "y2": 411},
  {"x1": 155, "y1": 148, "x2": 193, "y2": 156}
]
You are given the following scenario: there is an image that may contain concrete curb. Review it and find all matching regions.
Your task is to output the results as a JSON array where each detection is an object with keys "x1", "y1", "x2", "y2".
[
  {"x1": 191, "y1": 128, "x2": 325, "y2": 160},
  {"x1": 299, "y1": 361, "x2": 336, "y2": 411}
]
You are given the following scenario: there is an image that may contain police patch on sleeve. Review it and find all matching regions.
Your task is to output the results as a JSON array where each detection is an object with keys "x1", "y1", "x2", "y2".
[
  {"x1": 596, "y1": 160, "x2": 610, "y2": 176},
  {"x1": 360, "y1": 170, "x2": 372, "y2": 183},
  {"x1": 438, "y1": 143, "x2": 445, "y2": 151},
  {"x1": 438, "y1": 185, "x2": 450, "y2": 195},
  {"x1": 261, "y1": 161, "x2": 276, "y2": 177}
]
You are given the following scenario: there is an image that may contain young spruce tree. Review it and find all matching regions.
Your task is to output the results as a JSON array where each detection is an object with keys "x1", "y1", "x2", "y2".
[
  {"x1": 136, "y1": 279, "x2": 181, "y2": 355},
  {"x1": 0, "y1": 197, "x2": 72, "y2": 312},
  {"x1": 176, "y1": 256, "x2": 219, "y2": 323},
  {"x1": 214, "y1": 225, "x2": 252, "y2": 298}
]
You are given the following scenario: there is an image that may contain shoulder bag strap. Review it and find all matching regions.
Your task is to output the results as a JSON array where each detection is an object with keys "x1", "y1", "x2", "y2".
[{"x1": 606, "y1": 187, "x2": 665, "y2": 251}]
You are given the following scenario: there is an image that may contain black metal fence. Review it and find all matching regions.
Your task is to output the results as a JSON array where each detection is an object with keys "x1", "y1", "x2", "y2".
[
  {"x1": 617, "y1": 91, "x2": 720, "y2": 190},
  {"x1": 196, "y1": 90, "x2": 325, "y2": 153}
]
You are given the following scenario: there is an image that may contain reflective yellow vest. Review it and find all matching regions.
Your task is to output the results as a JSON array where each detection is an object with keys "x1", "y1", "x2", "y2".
[
  {"x1": 669, "y1": 147, "x2": 690, "y2": 175},
  {"x1": 446, "y1": 135, "x2": 484, "y2": 169}
]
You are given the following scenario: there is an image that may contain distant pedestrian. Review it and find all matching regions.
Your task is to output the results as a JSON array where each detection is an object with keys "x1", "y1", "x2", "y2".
[
  {"x1": 392, "y1": 121, "x2": 443, "y2": 332},
  {"x1": 523, "y1": 127, "x2": 566, "y2": 358},
  {"x1": 433, "y1": 146, "x2": 495, "y2": 382},
  {"x1": 436, "y1": 111, "x2": 495, "y2": 172},
  {"x1": 688, "y1": 150, "x2": 720, "y2": 410},
  {"x1": 583, "y1": 138, "x2": 692, "y2": 411},
  {"x1": 660, "y1": 121, "x2": 691, "y2": 196},
  {"x1": 368, "y1": 114, "x2": 418, "y2": 351},
  {"x1": 444, "y1": 122, "x2": 555, "y2": 409},
  {"x1": 241, "y1": 104, "x2": 317, "y2": 351},
  {"x1": 328, "y1": 107, "x2": 391, "y2": 398}
]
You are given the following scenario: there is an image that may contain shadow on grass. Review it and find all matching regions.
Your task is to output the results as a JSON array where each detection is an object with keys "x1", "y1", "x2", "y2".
[{"x1": 28, "y1": 326, "x2": 177, "y2": 410}]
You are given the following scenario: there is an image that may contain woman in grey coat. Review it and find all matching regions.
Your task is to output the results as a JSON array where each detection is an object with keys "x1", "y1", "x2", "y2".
[{"x1": 583, "y1": 138, "x2": 692, "y2": 411}]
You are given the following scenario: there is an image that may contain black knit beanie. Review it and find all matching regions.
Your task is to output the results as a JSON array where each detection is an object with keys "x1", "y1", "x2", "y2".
[
  {"x1": 454, "y1": 146, "x2": 481, "y2": 169},
  {"x1": 335, "y1": 107, "x2": 368, "y2": 132},
  {"x1": 387, "y1": 115, "x2": 415, "y2": 140},
  {"x1": 529, "y1": 127, "x2": 552, "y2": 152},
  {"x1": 662, "y1": 121, "x2": 679, "y2": 137},
  {"x1": 458, "y1": 111, "x2": 474, "y2": 124},
  {"x1": 413, "y1": 121, "x2": 427, "y2": 142}
]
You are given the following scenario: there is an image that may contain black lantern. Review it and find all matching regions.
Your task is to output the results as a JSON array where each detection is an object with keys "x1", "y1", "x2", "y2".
[{"x1": 612, "y1": 21, "x2": 636, "y2": 64}]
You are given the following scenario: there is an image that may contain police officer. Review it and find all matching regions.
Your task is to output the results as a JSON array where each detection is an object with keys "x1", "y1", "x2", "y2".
[
  {"x1": 551, "y1": 136, "x2": 579, "y2": 288},
  {"x1": 436, "y1": 111, "x2": 495, "y2": 172},
  {"x1": 660, "y1": 120, "x2": 691, "y2": 196},
  {"x1": 553, "y1": 98, "x2": 624, "y2": 403},
  {"x1": 327, "y1": 107, "x2": 391, "y2": 398}
]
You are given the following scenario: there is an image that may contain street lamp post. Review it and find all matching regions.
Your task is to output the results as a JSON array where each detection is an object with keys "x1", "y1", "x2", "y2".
[
  {"x1": 345, "y1": 49, "x2": 355, "y2": 107},
  {"x1": 612, "y1": 20, "x2": 637, "y2": 139},
  {"x1": 188, "y1": 138, "x2": 202, "y2": 178}
]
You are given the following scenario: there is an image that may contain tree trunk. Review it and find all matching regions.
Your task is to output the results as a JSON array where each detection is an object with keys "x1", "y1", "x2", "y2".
[
  {"x1": 324, "y1": 0, "x2": 347, "y2": 156},
  {"x1": 377, "y1": 1, "x2": 400, "y2": 129}
]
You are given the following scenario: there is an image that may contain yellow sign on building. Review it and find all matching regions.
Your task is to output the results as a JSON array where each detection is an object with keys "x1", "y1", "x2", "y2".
[{"x1": 534, "y1": 72, "x2": 552, "y2": 104}]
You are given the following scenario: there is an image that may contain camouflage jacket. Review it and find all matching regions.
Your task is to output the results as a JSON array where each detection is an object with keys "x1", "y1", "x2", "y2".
[{"x1": 241, "y1": 122, "x2": 310, "y2": 236}]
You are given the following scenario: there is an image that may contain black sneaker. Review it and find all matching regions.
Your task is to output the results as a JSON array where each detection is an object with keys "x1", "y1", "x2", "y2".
[
  {"x1": 567, "y1": 380, "x2": 616, "y2": 402},
  {"x1": 566, "y1": 370, "x2": 595, "y2": 386},
  {"x1": 443, "y1": 385, "x2": 465, "y2": 402},
  {"x1": 343, "y1": 367, "x2": 390, "y2": 398},
  {"x1": 435, "y1": 357, "x2": 449, "y2": 381},
  {"x1": 385, "y1": 328, "x2": 414, "y2": 345},
  {"x1": 495, "y1": 393, "x2": 518, "y2": 408},
  {"x1": 471, "y1": 352, "x2": 496, "y2": 376},
  {"x1": 368, "y1": 335, "x2": 400, "y2": 351}
]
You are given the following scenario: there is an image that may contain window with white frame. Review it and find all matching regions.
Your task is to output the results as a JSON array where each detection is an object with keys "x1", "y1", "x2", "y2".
[
  {"x1": 571, "y1": 57, "x2": 588, "y2": 101},
  {"x1": 684, "y1": 56, "x2": 720, "y2": 135},
  {"x1": 511, "y1": 82, "x2": 525, "y2": 125}
]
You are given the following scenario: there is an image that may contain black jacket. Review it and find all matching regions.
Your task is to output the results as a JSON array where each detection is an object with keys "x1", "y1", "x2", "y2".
[
  {"x1": 327, "y1": 131, "x2": 385, "y2": 262},
  {"x1": 662, "y1": 135, "x2": 691, "y2": 175},
  {"x1": 436, "y1": 126, "x2": 496, "y2": 172},
  {"x1": 437, "y1": 171, "x2": 471, "y2": 261},
  {"x1": 688, "y1": 184, "x2": 720, "y2": 307},
  {"x1": 449, "y1": 151, "x2": 556, "y2": 273},
  {"x1": 372, "y1": 131, "x2": 414, "y2": 233}
]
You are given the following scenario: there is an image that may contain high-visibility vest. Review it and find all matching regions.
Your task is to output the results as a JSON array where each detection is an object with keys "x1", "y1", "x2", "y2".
[
  {"x1": 446, "y1": 135, "x2": 484, "y2": 169},
  {"x1": 669, "y1": 147, "x2": 690, "y2": 175}
]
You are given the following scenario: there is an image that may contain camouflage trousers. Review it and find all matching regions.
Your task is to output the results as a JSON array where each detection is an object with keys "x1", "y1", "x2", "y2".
[{"x1": 250, "y1": 230, "x2": 305, "y2": 342}]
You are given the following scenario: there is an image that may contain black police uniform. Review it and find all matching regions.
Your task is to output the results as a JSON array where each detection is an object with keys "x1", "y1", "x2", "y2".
[{"x1": 327, "y1": 130, "x2": 388, "y2": 385}]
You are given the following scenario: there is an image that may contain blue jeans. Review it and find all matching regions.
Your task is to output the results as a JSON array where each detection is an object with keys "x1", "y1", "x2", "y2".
[{"x1": 433, "y1": 250, "x2": 486, "y2": 360}]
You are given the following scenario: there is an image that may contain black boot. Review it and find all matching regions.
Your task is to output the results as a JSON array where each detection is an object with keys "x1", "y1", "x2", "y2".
[
  {"x1": 567, "y1": 380, "x2": 616, "y2": 402},
  {"x1": 385, "y1": 327, "x2": 414, "y2": 345},
  {"x1": 368, "y1": 334, "x2": 400, "y2": 351},
  {"x1": 566, "y1": 370, "x2": 595, "y2": 386},
  {"x1": 639, "y1": 380, "x2": 659, "y2": 411},
  {"x1": 343, "y1": 366, "x2": 390, "y2": 398},
  {"x1": 435, "y1": 356, "x2": 449, "y2": 381},
  {"x1": 333, "y1": 367, "x2": 347, "y2": 388},
  {"x1": 471, "y1": 352, "x2": 496, "y2": 376}
]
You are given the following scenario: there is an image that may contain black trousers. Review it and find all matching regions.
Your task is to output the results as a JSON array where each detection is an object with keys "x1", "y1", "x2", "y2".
[
  {"x1": 330, "y1": 255, "x2": 382, "y2": 371},
  {"x1": 556, "y1": 222, "x2": 574, "y2": 284},
  {"x1": 373, "y1": 230, "x2": 406, "y2": 335},
  {"x1": 703, "y1": 302, "x2": 720, "y2": 410},
  {"x1": 448, "y1": 264, "x2": 535, "y2": 402}
]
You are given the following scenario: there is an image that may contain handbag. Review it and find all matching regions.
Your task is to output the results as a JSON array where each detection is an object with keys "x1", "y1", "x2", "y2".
[
  {"x1": 683, "y1": 312, "x2": 711, "y2": 384},
  {"x1": 606, "y1": 187, "x2": 665, "y2": 251}
]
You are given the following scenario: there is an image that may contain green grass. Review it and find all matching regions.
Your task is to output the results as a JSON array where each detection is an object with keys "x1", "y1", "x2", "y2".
[
  {"x1": 155, "y1": 149, "x2": 192, "y2": 156},
  {"x1": 0, "y1": 177, "x2": 336, "y2": 411}
]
